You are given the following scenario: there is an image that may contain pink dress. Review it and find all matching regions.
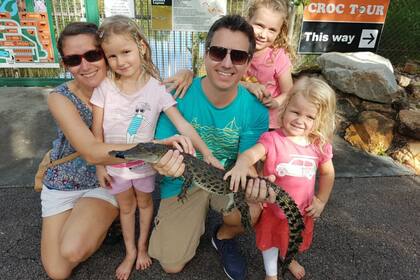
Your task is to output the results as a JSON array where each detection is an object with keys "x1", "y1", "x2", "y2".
[
  {"x1": 244, "y1": 48, "x2": 292, "y2": 129},
  {"x1": 255, "y1": 129, "x2": 333, "y2": 257}
]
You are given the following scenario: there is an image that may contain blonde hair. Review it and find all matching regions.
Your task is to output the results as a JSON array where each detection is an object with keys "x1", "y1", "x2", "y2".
[
  {"x1": 278, "y1": 76, "x2": 336, "y2": 151},
  {"x1": 98, "y1": 15, "x2": 160, "y2": 80},
  {"x1": 246, "y1": 0, "x2": 295, "y2": 60}
]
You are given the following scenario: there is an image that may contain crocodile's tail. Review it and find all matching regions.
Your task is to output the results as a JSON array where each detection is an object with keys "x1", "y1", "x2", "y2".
[{"x1": 273, "y1": 187, "x2": 305, "y2": 276}]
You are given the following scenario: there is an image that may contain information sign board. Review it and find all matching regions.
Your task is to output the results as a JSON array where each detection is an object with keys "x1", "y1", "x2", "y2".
[
  {"x1": 0, "y1": 0, "x2": 58, "y2": 68},
  {"x1": 298, "y1": 0, "x2": 390, "y2": 53}
]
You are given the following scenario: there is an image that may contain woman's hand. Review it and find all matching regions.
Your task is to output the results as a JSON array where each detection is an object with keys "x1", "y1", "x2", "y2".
[{"x1": 161, "y1": 69, "x2": 194, "y2": 99}]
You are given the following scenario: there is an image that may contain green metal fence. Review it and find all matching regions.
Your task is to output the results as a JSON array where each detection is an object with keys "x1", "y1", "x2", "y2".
[
  {"x1": 0, "y1": 0, "x2": 418, "y2": 87},
  {"x1": 377, "y1": 0, "x2": 420, "y2": 65}
]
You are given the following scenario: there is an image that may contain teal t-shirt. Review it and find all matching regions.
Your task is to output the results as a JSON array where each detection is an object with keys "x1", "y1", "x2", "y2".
[{"x1": 156, "y1": 77, "x2": 269, "y2": 199}]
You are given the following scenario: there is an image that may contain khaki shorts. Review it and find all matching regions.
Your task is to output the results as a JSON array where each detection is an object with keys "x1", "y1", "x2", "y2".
[{"x1": 148, "y1": 186, "x2": 232, "y2": 267}]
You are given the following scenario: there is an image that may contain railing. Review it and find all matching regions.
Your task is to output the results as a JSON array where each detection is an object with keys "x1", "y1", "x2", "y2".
[{"x1": 0, "y1": 0, "x2": 417, "y2": 87}]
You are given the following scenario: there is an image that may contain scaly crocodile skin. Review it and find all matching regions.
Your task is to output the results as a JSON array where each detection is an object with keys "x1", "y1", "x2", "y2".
[{"x1": 110, "y1": 142, "x2": 305, "y2": 274}]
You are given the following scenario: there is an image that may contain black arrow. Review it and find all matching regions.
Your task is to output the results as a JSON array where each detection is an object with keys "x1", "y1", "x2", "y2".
[{"x1": 362, "y1": 33, "x2": 375, "y2": 45}]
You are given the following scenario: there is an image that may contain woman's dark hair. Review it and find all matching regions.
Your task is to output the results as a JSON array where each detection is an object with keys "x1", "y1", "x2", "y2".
[
  {"x1": 205, "y1": 15, "x2": 256, "y2": 58},
  {"x1": 57, "y1": 22, "x2": 99, "y2": 57}
]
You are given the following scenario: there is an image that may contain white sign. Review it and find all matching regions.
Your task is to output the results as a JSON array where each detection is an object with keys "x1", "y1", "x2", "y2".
[
  {"x1": 104, "y1": 0, "x2": 135, "y2": 18},
  {"x1": 173, "y1": 0, "x2": 227, "y2": 31}
]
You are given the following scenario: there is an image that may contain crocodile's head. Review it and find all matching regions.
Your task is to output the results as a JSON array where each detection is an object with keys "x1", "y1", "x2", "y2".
[{"x1": 109, "y1": 142, "x2": 169, "y2": 163}]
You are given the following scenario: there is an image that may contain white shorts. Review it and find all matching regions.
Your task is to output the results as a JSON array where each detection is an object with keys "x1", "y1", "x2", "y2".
[{"x1": 41, "y1": 185, "x2": 118, "y2": 218}]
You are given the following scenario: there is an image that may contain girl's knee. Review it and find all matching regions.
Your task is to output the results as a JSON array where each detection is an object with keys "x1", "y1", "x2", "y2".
[
  {"x1": 119, "y1": 199, "x2": 137, "y2": 216},
  {"x1": 137, "y1": 193, "x2": 153, "y2": 210}
]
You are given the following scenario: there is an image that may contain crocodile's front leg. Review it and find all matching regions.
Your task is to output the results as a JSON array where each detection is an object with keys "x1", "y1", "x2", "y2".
[{"x1": 177, "y1": 170, "x2": 193, "y2": 203}]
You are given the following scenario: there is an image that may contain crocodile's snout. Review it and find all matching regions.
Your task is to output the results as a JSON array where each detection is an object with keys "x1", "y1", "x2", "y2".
[{"x1": 109, "y1": 150, "x2": 126, "y2": 159}]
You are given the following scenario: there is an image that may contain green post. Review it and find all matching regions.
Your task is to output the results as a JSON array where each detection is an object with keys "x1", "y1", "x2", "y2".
[
  {"x1": 45, "y1": 0, "x2": 59, "y2": 64},
  {"x1": 85, "y1": 0, "x2": 100, "y2": 25}
]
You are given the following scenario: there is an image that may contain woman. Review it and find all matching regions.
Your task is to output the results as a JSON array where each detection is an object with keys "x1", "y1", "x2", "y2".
[{"x1": 41, "y1": 22, "x2": 192, "y2": 279}]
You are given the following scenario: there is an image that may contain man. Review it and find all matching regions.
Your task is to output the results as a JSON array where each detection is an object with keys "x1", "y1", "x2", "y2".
[{"x1": 149, "y1": 15, "x2": 274, "y2": 280}]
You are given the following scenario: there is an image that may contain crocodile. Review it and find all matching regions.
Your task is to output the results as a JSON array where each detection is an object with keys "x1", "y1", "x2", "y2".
[{"x1": 110, "y1": 142, "x2": 305, "y2": 274}]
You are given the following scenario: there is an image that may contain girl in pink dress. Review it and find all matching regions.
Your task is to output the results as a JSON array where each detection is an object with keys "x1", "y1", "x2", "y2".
[
  {"x1": 241, "y1": 0, "x2": 294, "y2": 129},
  {"x1": 168, "y1": 0, "x2": 293, "y2": 129},
  {"x1": 224, "y1": 76, "x2": 336, "y2": 279}
]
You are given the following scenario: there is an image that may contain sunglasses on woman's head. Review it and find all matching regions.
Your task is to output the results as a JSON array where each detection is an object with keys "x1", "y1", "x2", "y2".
[
  {"x1": 207, "y1": 46, "x2": 251, "y2": 65},
  {"x1": 62, "y1": 49, "x2": 104, "y2": 67}
]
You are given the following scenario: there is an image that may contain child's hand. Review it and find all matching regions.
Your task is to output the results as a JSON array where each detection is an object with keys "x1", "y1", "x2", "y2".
[
  {"x1": 305, "y1": 196, "x2": 326, "y2": 220},
  {"x1": 203, "y1": 153, "x2": 224, "y2": 170},
  {"x1": 154, "y1": 134, "x2": 195, "y2": 155},
  {"x1": 262, "y1": 95, "x2": 280, "y2": 109},
  {"x1": 96, "y1": 165, "x2": 112, "y2": 188},
  {"x1": 161, "y1": 69, "x2": 194, "y2": 99},
  {"x1": 223, "y1": 164, "x2": 249, "y2": 192},
  {"x1": 246, "y1": 83, "x2": 269, "y2": 101}
]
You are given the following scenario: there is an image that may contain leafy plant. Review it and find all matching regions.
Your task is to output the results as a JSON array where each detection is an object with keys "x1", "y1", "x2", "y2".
[{"x1": 291, "y1": 0, "x2": 310, "y2": 6}]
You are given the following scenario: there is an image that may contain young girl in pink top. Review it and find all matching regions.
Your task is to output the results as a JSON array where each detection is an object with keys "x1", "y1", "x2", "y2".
[
  {"x1": 224, "y1": 76, "x2": 336, "y2": 279},
  {"x1": 90, "y1": 15, "x2": 222, "y2": 280},
  {"x1": 241, "y1": 0, "x2": 294, "y2": 129}
]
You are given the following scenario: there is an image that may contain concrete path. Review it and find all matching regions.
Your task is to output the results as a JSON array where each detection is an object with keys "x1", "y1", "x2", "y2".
[{"x1": 0, "y1": 87, "x2": 418, "y2": 279}]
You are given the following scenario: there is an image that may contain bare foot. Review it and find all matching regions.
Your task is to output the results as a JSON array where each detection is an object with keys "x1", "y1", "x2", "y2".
[
  {"x1": 116, "y1": 251, "x2": 137, "y2": 280},
  {"x1": 288, "y1": 259, "x2": 305, "y2": 279},
  {"x1": 265, "y1": 275, "x2": 278, "y2": 280},
  {"x1": 136, "y1": 248, "x2": 152, "y2": 270}
]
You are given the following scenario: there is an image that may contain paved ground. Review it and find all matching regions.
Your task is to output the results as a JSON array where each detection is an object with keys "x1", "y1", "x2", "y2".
[{"x1": 0, "y1": 87, "x2": 419, "y2": 279}]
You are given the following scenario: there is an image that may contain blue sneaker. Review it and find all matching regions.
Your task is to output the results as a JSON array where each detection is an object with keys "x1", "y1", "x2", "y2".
[{"x1": 211, "y1": 225, "x2": 247, "y2": 280}]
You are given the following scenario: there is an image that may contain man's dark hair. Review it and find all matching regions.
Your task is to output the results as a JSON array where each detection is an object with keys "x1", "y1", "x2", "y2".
[
  {"x1": 57, "y1": 22, "x2": 99, "y2": 57},
  {"x1": 205, "y1": 15, "x2": 256, "y2": 59}
]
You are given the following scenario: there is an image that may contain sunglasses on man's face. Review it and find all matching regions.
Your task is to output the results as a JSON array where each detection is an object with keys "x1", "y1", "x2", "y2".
[
  {"x1": 207, "y1": 46, "x2": 251, "y2": 65},
  {"x1": 62, "y1": 49, "x2": 104, "y2": 67}
]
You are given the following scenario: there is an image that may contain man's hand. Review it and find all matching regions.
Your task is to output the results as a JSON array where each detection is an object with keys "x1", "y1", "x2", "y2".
[
  {"x1": 152, "y1": 149, "x2": 185, "y2": 178},
  {"x1": 243, "y1": 175, "x2": 276, "y2": 203},
  {"x1": 161, "y1": 69, "x2": 194, "y2": 99}
]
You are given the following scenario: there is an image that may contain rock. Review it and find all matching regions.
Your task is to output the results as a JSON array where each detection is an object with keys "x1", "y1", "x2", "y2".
[
  {"x1": 391, "y1": 97, "x2": 410, "y2": 111},
  {"x1": 361, "y1": 101, "x2": 396, "y2": 118},
  {"x1": 396, "y1": 74, "x2": 411, "y2": 87},
  {"x1": 398, "y1": 110, "x2": 420, "y2": 140},
  {"x1": 344, "y1": 111, "x2": 395, "y2": 155},
  {"x1": 407, "y1": 81, "x2": 420, "y2": 99},
  {"x1": 390, "y1": 140, "x2": 420, "y2": 175},
  {"x1": 403, "y1": 62, "x2": 419, "y2": 74},
  {"x1": 335, "y1": 114, "x2": 351, "y2": 137},
  {"x1": 337, "y1": 98, "x2": 359, "y2": 120},
  {"x1": 318, "y1": 52, "x2": 399, "y2": 104}
]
